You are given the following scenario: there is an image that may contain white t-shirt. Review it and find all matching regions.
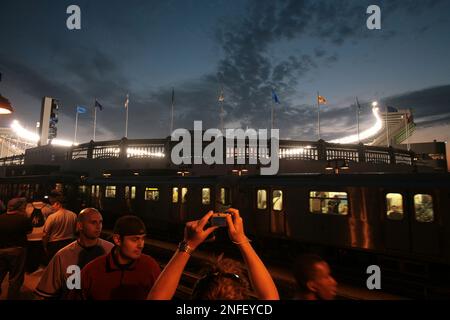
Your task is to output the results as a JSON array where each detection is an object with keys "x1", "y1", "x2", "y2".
[
  {"x1": 43, "y1": 208, "x2": 77, "y2": 243},
  {"x1": 35, "y1": 239, "x2": 114, "y2": 299}
]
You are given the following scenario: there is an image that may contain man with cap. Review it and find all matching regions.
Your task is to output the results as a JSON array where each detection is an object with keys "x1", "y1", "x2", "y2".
[
  {"x1": 35, "y1": 208, "x2": 114, "y2": 299},
  {"x1": 0, "y1": 197, "x2": 32, "y2": 299},
  {"x1": 42, "y1": 190, "x2": 77, "y2": 262},
  {"x1": 70, "y1": 215, "x2": 160, "y2": 300}
]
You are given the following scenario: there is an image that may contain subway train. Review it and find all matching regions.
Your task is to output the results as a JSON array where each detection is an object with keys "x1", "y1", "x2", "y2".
[{"x1": 1, "y1": 172, "x2": 449, "y2": 266}]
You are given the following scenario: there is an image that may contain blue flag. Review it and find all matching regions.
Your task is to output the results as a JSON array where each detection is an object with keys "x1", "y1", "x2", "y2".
[
  {"x1": 76, "y1": 106, "x2": 87, "y2": 114},
  {"x1": 95, "y1": 100, "x2": 103, "y2": 111},
  {"x1": 272, "y1": 90, "x2": 280, "y2": 104}
]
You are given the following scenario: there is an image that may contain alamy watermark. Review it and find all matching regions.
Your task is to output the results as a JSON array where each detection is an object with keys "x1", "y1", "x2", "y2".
[{"x1": 171, "y1": 121, "x2": 280, "y2": 175}]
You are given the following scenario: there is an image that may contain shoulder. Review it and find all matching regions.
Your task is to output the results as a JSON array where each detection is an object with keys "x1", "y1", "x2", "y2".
[
  {"x1": 98, "y1": 239, "x2": 114, "y2": 252},
  {"x1": 82, "y1": 254, "x2": 107, "y2": 273},
  {"x1": 55, "y1": 241, "x2": 78, "y2": 256}
]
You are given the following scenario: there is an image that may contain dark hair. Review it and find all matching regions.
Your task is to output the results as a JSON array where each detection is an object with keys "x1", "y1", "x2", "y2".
[
  {"x1": 293, "y1": 254, "x2": 326, "y2": 292},
  {"x1": 113, "y1": 215, "x2": 146, "y2": 237},
  {"x1": 48, "y1": 190, "x2": 64, "y2": 205},
  {"x1": 192, "y1": 258, "x2": 250, "y2": 300}
]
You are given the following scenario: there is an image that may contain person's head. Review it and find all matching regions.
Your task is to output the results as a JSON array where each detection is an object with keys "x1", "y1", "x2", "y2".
[
  {"x1": 192, "y1": 258, "x2": 250, "y2": 300},
  {"x1": 112, "y1": 215, "x2": 146, "y2": 261},
  {"x1": 7, "y1": 197, "x2": 27, "y2": 214},
  {"x1": 48, "y1": 190, "x2": 64, "y2": 210},
  {"x1": 293, "y1": 254, "x2": 337, "y2": 300},
  {"x1": 77, "y1": 208, "x2": 103, "y2": 240}
]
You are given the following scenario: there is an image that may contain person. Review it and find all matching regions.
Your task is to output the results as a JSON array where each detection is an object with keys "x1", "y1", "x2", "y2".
[
  {"x1": 25, "y1": 196, "x2": 54, "y2": 273},
  {"x1": 387, "y1": 205, "x2": 403, "y2": 220},
  {"x1": 293, "y1": 254, "x2": 337, "y2": 300},
  {"x1": 42, "y1": 190, "x2": 77, "y2": 262},
  {"x1": 148, "y1": 209, "x2": 279, "y2": 300},
  {"x1": 35, "y1": 208, "x2": 114, "y2": 299},
  {"x1": 70, "y1": 215, "x2": 160, "y2": 300},
  {"x1": 0, "y1": 198, "x2": 32, "y2": 299},
  {"x1": 327, "y1": 195, "x2": 341, "y2": 214}
]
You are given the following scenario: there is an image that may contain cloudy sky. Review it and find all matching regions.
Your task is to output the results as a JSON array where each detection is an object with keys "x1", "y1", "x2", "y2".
[{"x1": 0, "y1": 0, "x2": 449, "y2": 151}]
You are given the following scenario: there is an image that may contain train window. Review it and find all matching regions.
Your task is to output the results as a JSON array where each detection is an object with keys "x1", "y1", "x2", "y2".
[
  {"x1": 257, "y1": 189, "x2": 267, "y2": 210},
  {"x1": 309, "y1": 191, "x2": 348, "y2": 215},
  {"x1": 182, "y1": 188, "x2": 188, "y2": 204},
  {"x1": 79, "y1": 185, "x2": 88, "y2": 195},
  {"x1": 414, "y1": 194, "x2": 434, "y2": 223},
  {"x1": 172, "y1": 187, "x2": 179, "y2": 203},
  {"x1": 273, "y1": 190, "x2": 283, "y2": 211},
  {"x1": 91, "y1": 185, "x2": 100, "y2": 198},
  {"x1": 202, "y1": 188, "x2": 211, "y2": 205},
  {"x1": 386, "y1": 193, "x2": 404, "y2": 220},
  {"x1": 105, "y1": 186, "x2": 116, "y2": 198},
  {"x1": 145, "y1": 187, "x2": 160, "y2": 201},
  {"x1": 220, "y1": 188, "x2": 227, "y2": 205},
  {"x1": 125, "y1": 186, "x2": 136, "y2": 200}
]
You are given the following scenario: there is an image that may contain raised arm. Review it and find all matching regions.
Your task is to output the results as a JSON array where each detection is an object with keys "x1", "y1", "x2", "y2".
[
  {"x1": 147, "y1": 211, "x2": 217, "y2": 300},
  {"x1": 225, "y1": 208, "x2": 279, "y2": 300}
]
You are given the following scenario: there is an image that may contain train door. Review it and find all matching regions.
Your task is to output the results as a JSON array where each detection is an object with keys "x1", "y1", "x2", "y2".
[
  {"x1": 270, "y1": 188, "x2": 285, "y2": 235},
  {"x1": 383, "y1": 191, "x2": 411, "y2": 252},
  {"x1": 200, "y1": 186, "x2": 214, "y2": 217},
  {"x1": 409, "y1": 192, "x2": 440, "y2": 255},
  {"x1": 125, "y1": 185, "x2": 137, "y2": 213},
  {"x1": 255, "y1": 188, "x2": 270, "y2": 235}
]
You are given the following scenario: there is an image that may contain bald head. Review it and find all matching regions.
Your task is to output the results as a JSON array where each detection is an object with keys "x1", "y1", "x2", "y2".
[
  {"x1": 77, "y1": 208, "x2": 103, "y2": 240},
  {"x1": 78, "y1": 208, "x2": 101, "y2": 222}
]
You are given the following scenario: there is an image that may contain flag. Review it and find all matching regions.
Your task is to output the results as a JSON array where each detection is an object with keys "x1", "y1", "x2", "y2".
[
  {"x1": 218, "y1": 89, "x2": 224, "y2": 102},
  {"x1": 318, "y1": 95, "x2": 327, "y2": 105},
  {"x1": 95, "y1": 100, "x2": 103, "y2": 111},
  {"x1": 124, "y1": 94, "x2": 129, "y2": 109},
  {"x1": 272, "y1": 89, "x2": 280, "y2": 104},
  {"x1": 76, "y1": 106, "x2": 87, "y2": 114}
]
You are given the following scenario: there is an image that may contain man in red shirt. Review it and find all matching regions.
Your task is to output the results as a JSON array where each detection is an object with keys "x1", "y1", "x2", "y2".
[{"x1": 72, "y1": 215, "x2": 160, "y2": 300}]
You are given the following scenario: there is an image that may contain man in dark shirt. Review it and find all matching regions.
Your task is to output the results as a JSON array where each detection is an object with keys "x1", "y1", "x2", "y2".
[
  {"x1": 0, "y1": 197, "x2": 32, "y2": 299},
  {"x1": 71, "y1": 215, "x2": 160, "y2": 300}
]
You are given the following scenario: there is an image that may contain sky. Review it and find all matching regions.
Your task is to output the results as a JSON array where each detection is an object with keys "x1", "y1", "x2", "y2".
[{"x1": 0, "y1": 0, "x2": 449, "y2": 155}]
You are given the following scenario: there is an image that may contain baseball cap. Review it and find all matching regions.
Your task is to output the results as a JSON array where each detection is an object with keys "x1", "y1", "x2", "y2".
[{"x1": 113, "y1": 215, "x2": 146, "y2": 236}]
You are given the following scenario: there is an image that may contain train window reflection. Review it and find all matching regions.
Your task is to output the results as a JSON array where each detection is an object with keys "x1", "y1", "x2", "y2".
[
  {"x1": 145, "y1": 187, "x2": 160, "y2": 201},
  {"x1": 386, "y1": 193, "x2": 404, "y2": 220},
  {"x1": 257, "y1": 189, "x2": 267, "y2": 210},
  {"x1": 105, "y1": 186, "x2": 116, "y2": 198},
  {"x1": 182, "y1": 188, "x2": 188, "y2": 204},
  {"x1": 172, "y1": 187, "x2": 179, "y2": 203},
  {"x1": 414, "y1": 194, "x2": 434, "y2": 223},
  {"x1": 202, "y1": 188, "x2": 211, "y2": 205},
  {"x1": 273, "y1": 190, "x2": 283, "y2": 211},
  {"x1": 309, "y1": 191, "x2": 348, "y2": 215}
]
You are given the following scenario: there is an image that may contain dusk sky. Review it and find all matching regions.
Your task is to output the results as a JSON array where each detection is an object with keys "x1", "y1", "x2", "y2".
[{"x1": 0, "y1": 0, "x2": 449, "y2": 148}]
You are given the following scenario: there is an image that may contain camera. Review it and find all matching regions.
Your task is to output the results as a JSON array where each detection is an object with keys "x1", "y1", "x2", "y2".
[{"x1": 210, "y1": 213, "x2": 229, "y2": 227}]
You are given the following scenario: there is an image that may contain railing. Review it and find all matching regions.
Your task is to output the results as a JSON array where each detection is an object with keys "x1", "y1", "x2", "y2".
[
  {"x1": 0, "y1": 138, "x2": 413, "y2": 167},
  {"x1": 0, "y1": 154, "x2": 25, "y2": 166}
]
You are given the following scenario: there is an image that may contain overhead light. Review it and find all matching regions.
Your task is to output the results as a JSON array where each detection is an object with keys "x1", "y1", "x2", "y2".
[
  {"x1": 103, "y1": 173, "x2": 111, "y2": 178},
  {"x1": 0, "y1": 94, "x2": 13, "y2": 114},
  {"x1": 134, "y1": 172, "x2": 139, "y2": 176}
]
